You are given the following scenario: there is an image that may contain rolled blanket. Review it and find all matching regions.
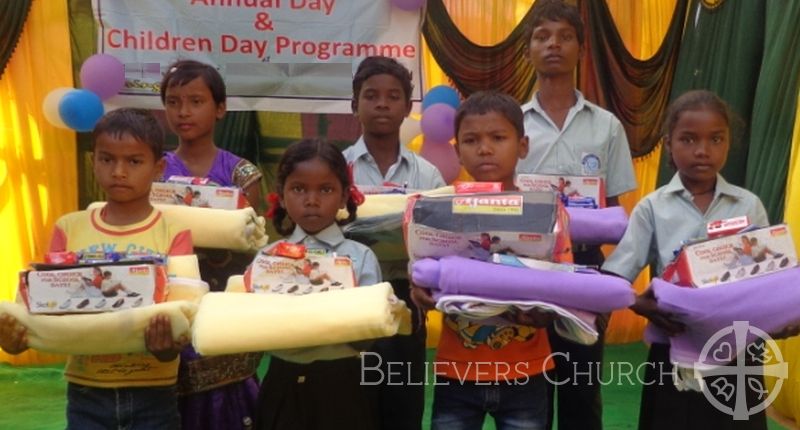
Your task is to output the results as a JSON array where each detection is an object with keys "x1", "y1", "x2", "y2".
[
  {"x1": 412, "y1": 255, "x2": 634, "y2": 313},
  {"x1": 339, "y1": 187, "x2": 455, "y2": 262},
  {"x1": 566, "y1": 206, "x2": 629, "y2": 245},
  {"x1": 436, "y1": 295, "x2": 598, "y2": 345},
  {"x1": 0, "y1": 300, "x2": 196, "y2": 355},
  {"x1": 650, "y1": 268, "x2": 800, "y2": 368},
  {"x1": 192, "y1": 283, "x2": 412, "y2": 356},
  {"x1": 88, "y1": 202, "x2": 268, "y2": 252}
]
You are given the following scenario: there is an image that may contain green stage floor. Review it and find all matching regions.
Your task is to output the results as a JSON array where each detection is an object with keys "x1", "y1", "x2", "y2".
[{"x1": 0, "y1": 343, "x2": 789, "y2": 429}]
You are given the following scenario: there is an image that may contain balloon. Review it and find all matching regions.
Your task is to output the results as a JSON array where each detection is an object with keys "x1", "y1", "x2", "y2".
[
  {"x1": 42, "y1": 87, "x2": 73, "y2": 129},
  {"x1": 399, "y1": 117, "x2": 422, "y2": 146},
  {"x1": 420, "y1": 103, "x2": 456, "y2": 144},
  {"x1": 422, "y1": 85, "x2": 460, "y2": 110},
  {"x1": 58, "y1": 89, "x2": 105, "y2": 132},
  {"x1": 406, "y1": 134, "x2": 424, "y2": 154},
  {"x1": 392, "y1": 0, "x2": 425, "y2": 11},
  {"x1": 420, "y1": 139, "x2": 461, "y2": 184},
  {"x1": 80, "y1": 54, "x2": 125, "y2": 100}
]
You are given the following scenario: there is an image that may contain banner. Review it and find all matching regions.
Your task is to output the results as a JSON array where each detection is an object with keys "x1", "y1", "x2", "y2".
[{"x1": 92, "y1": 0, "x2": 424, "y2": 112}]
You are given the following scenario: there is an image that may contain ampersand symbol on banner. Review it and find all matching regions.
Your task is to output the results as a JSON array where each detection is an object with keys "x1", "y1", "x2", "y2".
[{"x1": 254, "y1": 12, "x2": 274, "y2": 31}]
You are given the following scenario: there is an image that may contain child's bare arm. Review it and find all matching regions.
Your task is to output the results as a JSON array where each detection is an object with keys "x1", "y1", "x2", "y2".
[
  {"x1": 508, "y1": 308, "x2": 556, "y2": 328},
  {"x1": 144, "y1": 314, "x2": 188, "y2": 362},
  {"x1": 0, "y1": 313, "x2": 29, "y2": 354}
]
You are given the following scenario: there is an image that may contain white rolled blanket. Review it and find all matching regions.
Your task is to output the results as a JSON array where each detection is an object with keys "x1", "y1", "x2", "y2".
[
  {"x1": 192, "y1": 283, "x2": 411, "y2": 356},
  {"x1": 0, "y1": 301, "x2": 197, "y2": 355},
  {"x1": 88, "y1": 202, "x2": 268, "y2": 252}
]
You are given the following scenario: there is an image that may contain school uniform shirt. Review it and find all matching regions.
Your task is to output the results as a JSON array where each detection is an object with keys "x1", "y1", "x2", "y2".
[
  {"x1": 602, "y1": 173, "x2": 769, "y2": 282},
  {"x1": 49, "y1": 207, "x2": 193, "y2": 388},
  {"x1": 518, "y1": 90, "x2": 637, "y2": 198},
  {"x1": 343, "y1": 136, "x2": 446, "y2": 191},
  {"x1": 343, "y1": 136, "x2": 445, "y2": 279}
]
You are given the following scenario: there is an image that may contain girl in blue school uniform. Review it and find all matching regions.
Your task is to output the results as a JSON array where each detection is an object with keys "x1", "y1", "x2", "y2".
[
  {"x1": 603, "y1": 90, "x2": 799, "y2": 429},
  {"x1": 253, "y1": 138, "x2": 382, "y2": 430}
]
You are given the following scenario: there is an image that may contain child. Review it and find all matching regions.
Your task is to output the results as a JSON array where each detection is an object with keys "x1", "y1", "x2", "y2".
[
  {"x1": 601, "y1": 90, "x2": 782, "y2": 429},
  {"x1": 160, "y1": 60, "x2": 262, "y2": 209},
  {"x1": 255, "y1": 138, "x2": 382, "y2": 430},
  {"x1": 412, "y1": 91, "x2": 554, "y2": 430},
  {"x1": 0, "y1": 108, "x2": 193, "y2": 429},
  {"x1": 520, "y1": 1, "x2": 637, "y2": 428},
  {"x1": 342, "y1": 55, "x2": 445, "y2": 429},
  {"x1": 160, "y1": 59, "x2": 264, "y2": 430}
]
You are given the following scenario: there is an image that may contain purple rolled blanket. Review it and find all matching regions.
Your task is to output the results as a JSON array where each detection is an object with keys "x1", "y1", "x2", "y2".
[
  {"x1": 566, "y1": 206, "x2": 629, "y2": 245},
  {"x1": 412, "y1": 255, "x2": 634, "y2": 313},
  {"x1": 648, "y1": 267, "x2": 800, "y2": 367}
]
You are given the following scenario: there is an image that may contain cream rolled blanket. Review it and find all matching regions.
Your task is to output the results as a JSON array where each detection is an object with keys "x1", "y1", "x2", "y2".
[
  {"x1": 192, "y1": 283, "x2": 411, "y2": 356},
  {"x1": 88, "y1": 202, "x2": 268, "y2": 252},
  {"x1": 0, "y1": 300, "x2": 196, "y2": 355}
]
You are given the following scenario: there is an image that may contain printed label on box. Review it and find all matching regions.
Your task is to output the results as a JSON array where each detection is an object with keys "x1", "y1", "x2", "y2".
[
  {"x1": 22, "y1": 263, "x2": 165, "y2": 314},
  {"x1": 247, "y1": 254, "x2": 356, "y2": 294},
  {"x1": 665, "y1": 224, "x2": 797, "y2": 288},
  {"x1": 150, "y1": 182, "x2": 245, "y2": 210},
  {"x1": 515, "y1": 174, "x2": 606, "y2": 208},
  {"x1": 405, "y1": 191, "x2": 572, "y2": 265}
]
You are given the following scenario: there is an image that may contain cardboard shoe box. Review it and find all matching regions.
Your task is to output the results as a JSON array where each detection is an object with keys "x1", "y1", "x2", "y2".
[
  {"x1": 20, "y1": 261, "x2": 167, "y2": 314},
  {"x1": 245, "y1": 252, "x2": 357, "y2": 295},
  {"x1": 150, "y1": 181, "x2": 246, "y2": 209},
  {"x1": 404, "y1": 191, "x2": 573, "y2": 265},
  {"x1": 663, "y1": 224, "x2": 797, "y2": 288},
  {"x1": 515, "y1": 174, "x2": 606, "y2": 208}
]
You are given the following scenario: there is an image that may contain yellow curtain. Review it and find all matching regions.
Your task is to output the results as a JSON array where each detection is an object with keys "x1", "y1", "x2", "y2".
[
  {"x1": 0, "y1": 0, "x2": 74, "y2": 365},
  {"x1": 602, "y1": 0, "x2": 675, "y2": 344},
  {"x1": 765, "y1": 78, "x2": 800, "y2": 428}
]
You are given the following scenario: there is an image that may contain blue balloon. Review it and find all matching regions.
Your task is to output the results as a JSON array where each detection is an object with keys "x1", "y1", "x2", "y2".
[
  {"x1": 58, "y1": 89, "x2": 105, "y2": 132},
  {"x1": 422, "y1": 85, "x2": 460, "y2": 110}
]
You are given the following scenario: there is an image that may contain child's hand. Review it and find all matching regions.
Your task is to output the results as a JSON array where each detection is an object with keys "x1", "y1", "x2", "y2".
[
  {"x1": 144, "y1": 314, "x2": 188, "y2": 362},
  {"x1": 0, "y1": 313, "x2": 29, "y2": 354},
  {"x1": 410, "y1": 285, "x2": 436, "y2": 312},
  {"x1": 508, "y1": 308, "x2": 556, "y2": 328},
  {"x1": 630, "y1": 288, "x2": 685, "y2": 336},
  {"x1": 770, "y1": 324, "x2": 800, "y2": 340}
]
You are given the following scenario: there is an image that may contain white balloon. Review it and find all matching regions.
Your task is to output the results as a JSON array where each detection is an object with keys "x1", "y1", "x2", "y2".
[
  {"x1": 42, "y1": 87, "x2": 73, "y2": 129},
  {"x1": 399, "y1": 117, "x2": 422, "y2": 146}
]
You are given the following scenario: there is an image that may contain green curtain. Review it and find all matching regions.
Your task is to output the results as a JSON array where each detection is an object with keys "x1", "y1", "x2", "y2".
[
  {"x1": 657, "y1": 0, "x2": 766, "y2": 187},
  {"x1": 0, "y1": 0, "x2": 34, "y2": 78},
  {"x1": 421, "y1": 0, "x2": 537, "y2": 102},
  {"x1": 745, "y1": 0, "x2": 800, "y2": 222},
  {"x1": 578, "y1": 0, "x2": 688, "y2": 158}
]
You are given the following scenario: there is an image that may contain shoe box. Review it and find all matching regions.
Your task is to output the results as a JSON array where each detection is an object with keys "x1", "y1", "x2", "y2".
[
  {"x1": 663, "y1": 224, "x2": 797, "y2": 288},
  {"x1": 404, "y1": 191, "x2": 573, "y2": 265},
  {"x1": 515, "y1": 174, "x2": 606, "y2": 208},
  {"x1": 150, "y1": 176, "x2": 246, "y2": 209},
  {"x1": 20, "y1": 260, "x2": 167, "y2": 314},
  {"x1": 244, "y1": 244, "x2": 357, "y2": 294}
]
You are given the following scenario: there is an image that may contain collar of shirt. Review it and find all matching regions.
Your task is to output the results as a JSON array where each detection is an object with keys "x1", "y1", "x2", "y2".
[
  {"x1": 286, "y1": 223, "x2": 346, "y2": 248},
  {"x1": 521, "y1": 89, "x2": 589, "y2": 120},
  {"x1": 351, "y1": 136, "x2": 411, "y2": 168},
  {"x1": 663, "y1": 173, "x2": 746, "y2": 201}
]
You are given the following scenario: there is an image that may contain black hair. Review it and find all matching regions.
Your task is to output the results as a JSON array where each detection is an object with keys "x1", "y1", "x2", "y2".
[
  {"x1": 454, "y1": 91, "x2": 525, "y2": 139},
  {"x1": 528, "y1": 0, "x2": 585, "y2": 47},
  {"x1": 272, "y1": 139, "x2": 358, "y2": 236},
  {"x1": 91, "y1": 108, "x2": 165, "y2": 159},
  {"x1": 160, "y1": 60, "x2": 226, "y2": 105},
  {"x1": 352, "y1": 56, "x2": 414, "y2": 109},
  {"x1": 662, "y1": 90, "x2": 736, "y2": 170}
]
